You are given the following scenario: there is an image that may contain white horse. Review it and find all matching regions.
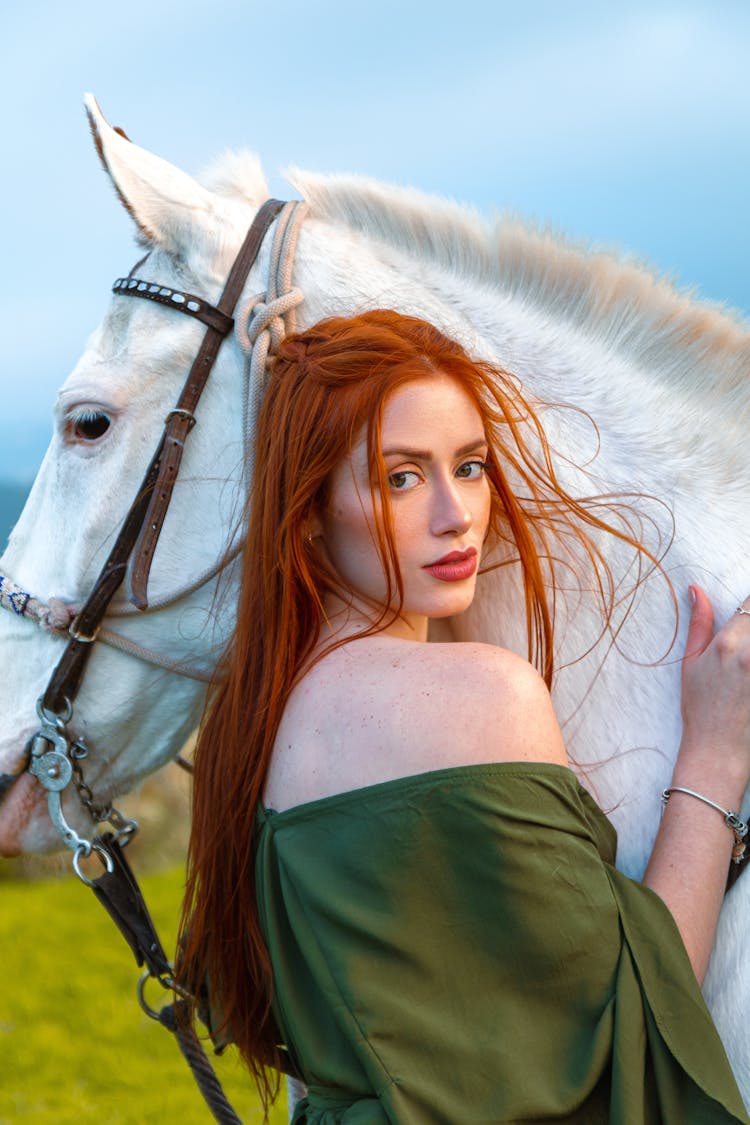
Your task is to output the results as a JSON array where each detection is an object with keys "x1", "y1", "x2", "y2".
[{"x1": 1, "y1": 95, "x2": 749, "y2": 1103}]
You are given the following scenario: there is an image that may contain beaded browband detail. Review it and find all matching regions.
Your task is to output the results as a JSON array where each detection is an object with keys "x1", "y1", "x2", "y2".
[{"x1": 112, "y1": 277, "x2": 234, "y2": 336}]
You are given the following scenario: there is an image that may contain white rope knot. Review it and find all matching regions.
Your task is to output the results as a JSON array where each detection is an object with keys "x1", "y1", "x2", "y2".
[
  {"x1": 43, "y1": 597, "x2": 80, "y2": 632},
  {"x1": 235, "y1": 287, "x2": 305, "y2": 360}
]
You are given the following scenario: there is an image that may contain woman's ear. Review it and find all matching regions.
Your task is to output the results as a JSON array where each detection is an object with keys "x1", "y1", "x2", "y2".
[{"x1": 307, "y1": 509, "x2": 324, "y2": 541}]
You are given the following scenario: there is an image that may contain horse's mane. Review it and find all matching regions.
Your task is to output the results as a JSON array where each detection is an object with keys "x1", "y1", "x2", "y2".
[{"x1": 284, "y1": 167, "x2": 750, "y2": 410}]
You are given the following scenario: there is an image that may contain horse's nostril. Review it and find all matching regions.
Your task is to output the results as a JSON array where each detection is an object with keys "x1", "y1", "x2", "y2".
[
  {"x1": 0, "y1": 745, "x2": 31, "y2": 805},
  {"x1": 0, "y1": 772, "x2": 21, "y2": 803}
]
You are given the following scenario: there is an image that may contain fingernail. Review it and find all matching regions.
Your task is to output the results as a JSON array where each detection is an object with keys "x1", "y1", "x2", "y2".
[{"x1": 688, "y1": 586, "x2": 696, "y2": 607}]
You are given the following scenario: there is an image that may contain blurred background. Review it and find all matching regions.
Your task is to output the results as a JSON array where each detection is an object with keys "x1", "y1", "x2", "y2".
[{"x1": 0, "y1": 1, "x2": 748, "y2": 1118}]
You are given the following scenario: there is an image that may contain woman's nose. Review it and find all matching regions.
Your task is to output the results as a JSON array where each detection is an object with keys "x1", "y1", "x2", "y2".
[{"x1": 431, "y1": 480, "x2": 472, "y2": 535}]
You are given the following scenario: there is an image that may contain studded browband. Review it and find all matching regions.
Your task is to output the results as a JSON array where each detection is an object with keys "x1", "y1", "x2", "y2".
[{"x1": 111, "y1": 277, "x2": 235, "y2": 336}]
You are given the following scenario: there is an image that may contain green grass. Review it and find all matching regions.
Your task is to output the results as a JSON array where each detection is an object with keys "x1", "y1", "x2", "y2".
[{"x1": 0, "y1": 864, "x2": 288, "y2": 1124}]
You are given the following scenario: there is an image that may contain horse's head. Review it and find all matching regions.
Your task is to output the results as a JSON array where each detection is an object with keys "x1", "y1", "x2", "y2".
[{"x1": 0, "y1": 97, "x2": 277, "y2": 854}]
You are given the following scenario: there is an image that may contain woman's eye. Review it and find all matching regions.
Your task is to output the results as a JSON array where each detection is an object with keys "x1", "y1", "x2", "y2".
[
  {"x1": 65, "y1": 409, "x2": 112, "y2": 444},
  {"x1": 388, "y1": 470, "x2": 421, "y2": 491},
  {"x1": 455, "y1": 459, "x2": 487, "y2": 480}
]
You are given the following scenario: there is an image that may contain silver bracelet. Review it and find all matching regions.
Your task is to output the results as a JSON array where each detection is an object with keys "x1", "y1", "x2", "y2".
[{"x1": 662, "y1": 787, "x2": 748, "y2": 864}]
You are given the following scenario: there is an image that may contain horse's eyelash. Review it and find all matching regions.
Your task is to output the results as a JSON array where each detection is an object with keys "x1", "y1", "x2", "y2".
[{"x1": 64, "y1": 406, "x2": 110, "y2": 424}]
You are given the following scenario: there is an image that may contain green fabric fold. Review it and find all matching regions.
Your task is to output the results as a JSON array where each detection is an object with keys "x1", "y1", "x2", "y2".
[{"x1": 255, "y1": 762, "x2": 748, "y2": 1124}]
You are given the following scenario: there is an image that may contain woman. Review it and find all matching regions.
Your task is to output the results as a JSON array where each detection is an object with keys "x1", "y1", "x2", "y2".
[{"x1": 179, "y1": 310, "x2": 750, "y2": 1123}]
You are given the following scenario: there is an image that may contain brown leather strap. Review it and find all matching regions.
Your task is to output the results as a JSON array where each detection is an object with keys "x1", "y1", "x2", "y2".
[
  {"x1": 112, "y1": 278, "x2": 234, "y2": 335},
  {"x1": 42, "y1": 199, "x2": 285, "y2": 716},
  {"x1": 91, "y1": 831, "x2": 173, "y2": 978},
  {"x1": 129, "y1": 197, "x2": 285, "y2": 609},
  {"x1": 43, "y1": 440, "x2": 166, "y2": 712}
]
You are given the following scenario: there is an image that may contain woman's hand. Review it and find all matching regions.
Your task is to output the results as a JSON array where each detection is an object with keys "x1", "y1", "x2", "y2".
[
  {"x1": 643, "y1": 585, "x2": 750, "y2": 983},
  {"x1": 678, "y1": 585, "x2": 750, "y2": 790}
]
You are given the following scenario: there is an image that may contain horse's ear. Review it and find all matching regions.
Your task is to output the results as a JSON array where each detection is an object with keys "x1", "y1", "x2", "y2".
[{"x1": 84, "y1": 93, "x2": 219, "y2": 253}]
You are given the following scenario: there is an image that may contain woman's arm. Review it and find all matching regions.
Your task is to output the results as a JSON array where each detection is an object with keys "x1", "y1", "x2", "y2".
[
  {"x1": 426, "y1": 586, "x2": 750, "y2": 984},
  {"x1": 643, "y1": 585, "x2": 750, "y2": 983}
]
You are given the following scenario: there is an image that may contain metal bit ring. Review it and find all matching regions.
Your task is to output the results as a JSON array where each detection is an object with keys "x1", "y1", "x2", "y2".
[{"x1": 72, "y1": 839, "x2": 115, "y2": 887}]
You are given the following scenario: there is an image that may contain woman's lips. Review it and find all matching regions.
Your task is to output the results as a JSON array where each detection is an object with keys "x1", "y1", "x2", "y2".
[{"x1": 422, "y1": 547, "x2": 478, "y2": 583}]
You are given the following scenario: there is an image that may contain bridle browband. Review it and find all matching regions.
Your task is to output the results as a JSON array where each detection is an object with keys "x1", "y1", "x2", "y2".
[{"x1": 111, "y1": 277, "x2": 235, "y2": 336}]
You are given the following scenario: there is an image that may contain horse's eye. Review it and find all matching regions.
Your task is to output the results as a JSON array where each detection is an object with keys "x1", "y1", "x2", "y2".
[
  {"x1": 65, "y1": 409, "x2": 112, "y2": 444},
  {"x1": 76, "y1": 414, "x2": 110, "y2": 441}
]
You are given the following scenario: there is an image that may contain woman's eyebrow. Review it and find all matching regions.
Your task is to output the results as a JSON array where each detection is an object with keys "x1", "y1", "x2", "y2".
[{"x1": 381, "y1": 438, "x2": 488, "y2": 460}]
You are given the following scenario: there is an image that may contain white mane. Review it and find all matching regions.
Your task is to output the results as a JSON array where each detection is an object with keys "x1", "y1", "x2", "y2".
[{"x1": 287, "y1": 167, "x2": 750, "y2": 412}]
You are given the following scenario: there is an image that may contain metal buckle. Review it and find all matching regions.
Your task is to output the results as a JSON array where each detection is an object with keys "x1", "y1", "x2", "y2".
[
  {"x1": 164, "y1": 408, "x2": 197, "y2": 430},
  {"x1": 68, "y1": 616, "x2": 100, "y2": 643}
]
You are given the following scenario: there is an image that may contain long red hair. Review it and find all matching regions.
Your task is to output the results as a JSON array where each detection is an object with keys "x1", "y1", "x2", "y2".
[{"x1": 178, "y1": 309, "x2": 661, "y2": 1104}]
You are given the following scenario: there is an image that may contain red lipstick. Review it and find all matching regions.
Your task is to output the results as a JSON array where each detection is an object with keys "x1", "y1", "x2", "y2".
[{"x1": 423, "y1": 547, "x2": 478, "y2": 582}]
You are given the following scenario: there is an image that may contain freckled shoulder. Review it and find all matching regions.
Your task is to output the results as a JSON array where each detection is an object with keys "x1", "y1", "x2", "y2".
[
  {"x1": 268, "y1": 638, "x2": 569, "y2": 808},
  {"x1": 390, "y1": 641, "x2": 570, "y2": 770}
]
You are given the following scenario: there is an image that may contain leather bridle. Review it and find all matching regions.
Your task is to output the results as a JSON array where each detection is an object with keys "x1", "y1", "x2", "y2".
[
  {"x1": 9, "y1": 197, "x2": 288, "y2": 862},
  {"x1": 43, "y1": 198, "x2": 285, "y2": 719},
  {"x1": 0, "y1": 198, "x2": 301, "y2": 1122}
]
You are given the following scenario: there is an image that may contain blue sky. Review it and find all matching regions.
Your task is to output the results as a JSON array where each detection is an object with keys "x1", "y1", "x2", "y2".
[{"x1": 1, "y1": 0, "x2": 748, "y2": 480}]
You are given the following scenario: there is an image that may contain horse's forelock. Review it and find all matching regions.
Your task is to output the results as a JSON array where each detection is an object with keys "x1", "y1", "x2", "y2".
[{"x1": 197, "y1": 150, "x2": 269, "y2": 207}]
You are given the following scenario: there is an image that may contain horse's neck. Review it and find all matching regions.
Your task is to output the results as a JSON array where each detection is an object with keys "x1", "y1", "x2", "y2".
[
  {"x1": 297, "y1": 216, "x2": 749, "y2": 506},
  {"x1": 291, "y1": 214, "x2": 750, "y2": 878},
  {"x1": 289, "y1": 174, "x2": 750, "y2": 437}
]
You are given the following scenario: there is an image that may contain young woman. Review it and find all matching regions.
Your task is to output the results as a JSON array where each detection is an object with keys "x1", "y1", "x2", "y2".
[{"x1": 179, "y1": 310, "x2": 750, "y2": 1123}]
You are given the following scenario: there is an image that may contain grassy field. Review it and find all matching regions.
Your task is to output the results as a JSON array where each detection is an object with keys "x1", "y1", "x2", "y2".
[
  {"x1": 0, "y1": 862, "x2": 289, "y2": 1124},
  {"x1": 0, "y1": 519, "x2": 289, "y2": 1124}
]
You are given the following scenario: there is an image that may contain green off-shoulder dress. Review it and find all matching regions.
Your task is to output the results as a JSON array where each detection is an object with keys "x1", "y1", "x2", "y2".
[{"x1": 255, "y1": 762, "x2": 750, "y2": 1124}]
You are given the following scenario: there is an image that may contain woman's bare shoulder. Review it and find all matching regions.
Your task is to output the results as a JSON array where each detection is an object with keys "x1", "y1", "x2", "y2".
[
  {"x1": 397, "y1": 637, "x2": 542, "y2": 689},
  {"x1": 364, "y1": 638, "x2": 569, "y2": 770},
  {"x1": 268, "y1": 638, "x2": 568, "y2": 810}
]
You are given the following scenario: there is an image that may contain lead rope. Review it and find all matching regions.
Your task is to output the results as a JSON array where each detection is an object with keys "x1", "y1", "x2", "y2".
[
  {"x1": 235, "y1": 200, "x2": 307, "y2": 478},
  {"x1": 159, "y1": 1003, "x2": 243, "y2": 1125},
  {"x1": 0, "y1": 572, "x2": 215, "y2": 683}
]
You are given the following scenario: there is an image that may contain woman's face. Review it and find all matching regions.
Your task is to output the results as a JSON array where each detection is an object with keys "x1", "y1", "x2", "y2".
[{"x1": 316, "y1": 375, "x2": 492, "y2": 641}]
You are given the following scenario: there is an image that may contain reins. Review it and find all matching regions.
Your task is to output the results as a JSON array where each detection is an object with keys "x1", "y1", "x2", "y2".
[
  {"x1": 1, "y1": 197, "x2": 307, "y2": 1123},
  {"x1": 0, "y1": 565, "x2": 230, "y2": 684}
]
